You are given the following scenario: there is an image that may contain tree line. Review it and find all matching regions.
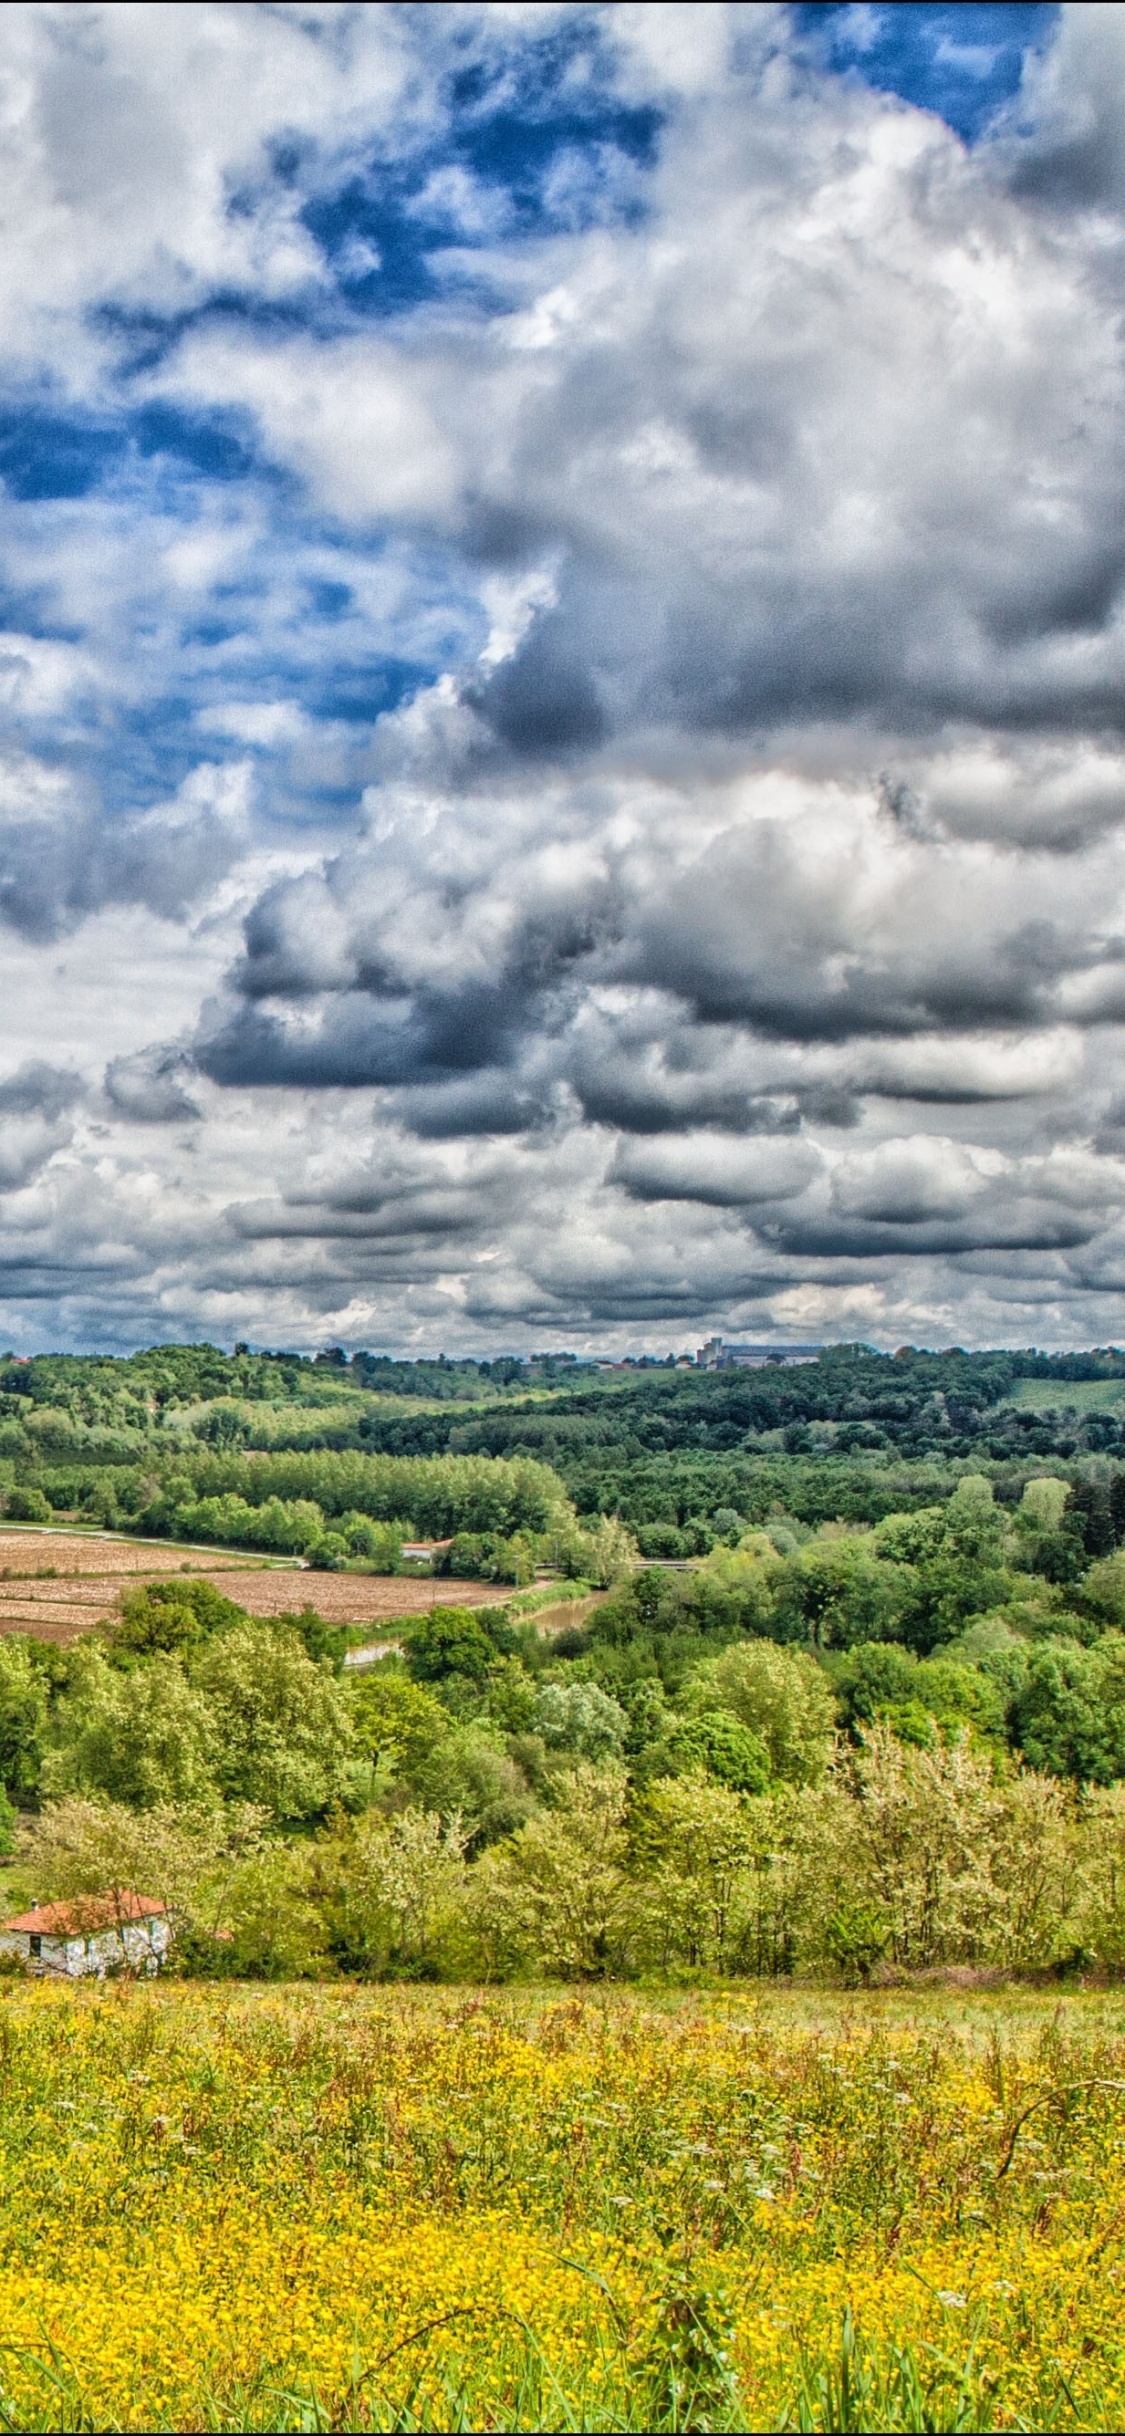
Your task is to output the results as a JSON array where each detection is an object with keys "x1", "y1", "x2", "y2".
[
  {"x1": 8, "y1": 1464, "x2": 1125, "y2": 1978},
  {"x1": 7, "y1": 1340, "x2": 1125, "y2": 1562}
]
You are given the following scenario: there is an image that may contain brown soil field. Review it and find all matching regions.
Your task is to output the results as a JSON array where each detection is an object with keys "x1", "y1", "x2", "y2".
[
  {"x1": 0, "y1": 1531, "x2": 262, "y2": 1578},
  {"x1": 0, "y1": 1532, "x2": 518, "y2": 1643},
  {"x1": 198, "y1": 1572, "x2": 516, "y2": 1623}
]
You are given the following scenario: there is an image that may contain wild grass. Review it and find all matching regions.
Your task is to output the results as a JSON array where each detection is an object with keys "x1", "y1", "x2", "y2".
[{"x1": 0, "y1": 1982, "x2": 1118, "y2": 2427}]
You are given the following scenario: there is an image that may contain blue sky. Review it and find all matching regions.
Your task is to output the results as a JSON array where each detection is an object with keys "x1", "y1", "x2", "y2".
[
  {"x1": 0, "y1": 1, "x2": 1124, "y2": 1355},
  {"x1": 799, "y1": 5, "x2": 1056, "y2": 140}
]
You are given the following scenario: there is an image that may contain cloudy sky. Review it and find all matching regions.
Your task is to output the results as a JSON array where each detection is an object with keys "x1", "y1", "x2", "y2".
[{"x1": 5, "y1": 1, "x2": 1125, "y2": 1354}]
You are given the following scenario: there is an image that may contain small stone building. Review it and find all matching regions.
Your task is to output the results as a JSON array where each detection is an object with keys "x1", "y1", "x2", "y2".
[{"x1": 0, "y1": 1893, "x2": 171, "y2": 1977}]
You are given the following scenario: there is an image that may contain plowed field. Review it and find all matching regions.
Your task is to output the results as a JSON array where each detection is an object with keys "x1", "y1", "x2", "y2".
[
  {"x1": 0, "y1": 1530, "x2": 512, "y2": 1642},
  {"x1": 202, "y1": 1570, "x2": 512, "y2": 1622}
]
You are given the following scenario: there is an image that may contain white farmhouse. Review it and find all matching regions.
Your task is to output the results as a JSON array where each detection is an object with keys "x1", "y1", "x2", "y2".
[{"x1": 0, "y1": 1893, "x2": 171, "y2": 1978}]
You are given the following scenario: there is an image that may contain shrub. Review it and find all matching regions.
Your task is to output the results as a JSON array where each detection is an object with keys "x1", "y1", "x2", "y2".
[
  {"x1": 407, "y1": 1607, "x2": 500, "y2": 1687},
  {"x1": 686, "y1": 1641, "x2": 836, "y2": 1782},
  {"x1": 5, "y1": 1486, "x2": 51, "y2": 1523},
  {"x1": 114, "y1": 1580, "x2": 247, "y2": 1657},
  {"x1": 664, "y1": 1712, "x2": 771, "y2": 1793},
  {"x1": 533, "y1": 1680, "x2": 627, "y2": 1761}
]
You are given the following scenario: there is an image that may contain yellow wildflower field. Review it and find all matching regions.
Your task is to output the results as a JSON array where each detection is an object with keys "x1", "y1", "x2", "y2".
[{"x1": 0, "y1": 1980, "x2": 1122, "y2": 2429}]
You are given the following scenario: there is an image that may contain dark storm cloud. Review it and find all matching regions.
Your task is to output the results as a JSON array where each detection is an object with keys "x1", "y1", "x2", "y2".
[
  {"x1": 468, "y1": 552, "x2": 1125, "y2": 759},
  {"x1": 195, "y1": 979, "x2": 542, "y2": 1092},
  {"x1": 196, "y1": 996, "x2": 423, "y2": 1090},
  {"x1": 232, "y1": 1193, "x2": 485, "y2": 1241},
  {"x1": 763, "y1": 1207, "x2": 1096, "y2": 1259},
  {"x1": 468, "y1": 615, "x2": 610, "y2": 757},
  {"x1": 573, "y1": 1066, "x2": 805, "y2": 1134},
  {"x1": 393, "y1": 1071, "x2": 558, "y2": 1138}
]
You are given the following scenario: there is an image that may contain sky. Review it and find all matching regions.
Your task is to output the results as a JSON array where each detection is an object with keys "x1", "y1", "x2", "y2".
[{"x1": 5, "y1": 1, "x2": 1125, "y2": 1356}]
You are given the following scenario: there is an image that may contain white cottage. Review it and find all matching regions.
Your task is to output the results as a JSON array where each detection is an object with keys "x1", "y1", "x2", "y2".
[{"x1": 0, "y1": 1893, "x2": 171, "y2": 1978}]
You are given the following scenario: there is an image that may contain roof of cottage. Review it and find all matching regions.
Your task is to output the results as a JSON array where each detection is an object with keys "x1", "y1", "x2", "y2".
[{"x1": 1, "y1": 1893, "x2": 167, "y2": 1936}]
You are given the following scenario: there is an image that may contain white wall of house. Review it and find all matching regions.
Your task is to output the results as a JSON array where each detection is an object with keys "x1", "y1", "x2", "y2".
[{"x1": 0, "y1": 1917, "x2": 170, "y2": 1976}]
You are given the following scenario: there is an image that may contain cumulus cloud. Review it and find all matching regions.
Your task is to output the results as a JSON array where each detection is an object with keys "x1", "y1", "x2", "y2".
[
  {"x1": 831, "y1": 1138, "x2": 1002, "y2": 1227},
  {"x1": 163, "y1": 333, "x2": 460, "y2": 526},
  {"x1": 0, "y1": 3, "x2": 413, "y2": 353},
  {"x1": 1, "y1": 3, "x2": 1125, "y2": 1350},
  {"x1": 894, "y1": 743, "x2": 1125, "y2": 854},
  {"x1": 0, "y1": 1061, "x2": 83, "y2": 1190},
  {"x1": 0, "y1": 753, "x2": 250, "y2": 941},
  {"x1": 104, "y1": 1045, "x2": 200, "y2": 1123},
  {"x1": 194, "y1": 751, "x2": 1125, "y2": 1114},
  {"x1": 611, "y1": 1129, "x2": 822, "y2": 1207}
]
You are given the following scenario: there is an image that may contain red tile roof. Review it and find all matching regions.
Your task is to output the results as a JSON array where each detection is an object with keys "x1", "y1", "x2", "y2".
[{"x1": 1, "y1": 1893, "x2": 167, "y2": 1936}]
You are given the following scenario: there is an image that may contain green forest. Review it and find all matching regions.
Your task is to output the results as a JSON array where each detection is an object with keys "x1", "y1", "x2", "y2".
[
  {"x1": 6, "y1": 1341, "x2": 1125, "y2": 1982},
  {"x1": 5, "y1": 1338, "x2": 1125, "y2": 1554}
]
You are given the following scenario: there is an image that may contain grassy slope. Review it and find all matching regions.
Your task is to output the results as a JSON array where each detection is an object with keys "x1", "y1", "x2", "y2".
[{"x1": 1000, "y1": 1376, "x2": 1125, "y2": 1412}]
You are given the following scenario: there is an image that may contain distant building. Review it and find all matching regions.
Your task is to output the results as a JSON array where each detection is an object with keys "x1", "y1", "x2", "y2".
[
  {"x1": 696, "y1": 1338, "x2": 823, "y2": 1370},
  {"x1": 0, "y1": 1893, "x2": 171, "y2": 1978}
]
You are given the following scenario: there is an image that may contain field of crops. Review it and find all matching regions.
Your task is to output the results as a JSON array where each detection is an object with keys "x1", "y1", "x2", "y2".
[{"x1": 0, "y1": 1982, "x2": 1122, "y2": 2431}]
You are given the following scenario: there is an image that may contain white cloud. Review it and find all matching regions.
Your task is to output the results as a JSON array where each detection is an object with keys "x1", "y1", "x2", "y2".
[
  {"x1": 0, "y1": 4, "x2": 1123, "y2": 1349},
  {"x1": 197, "y1": 701, "x2": 310, "y2": 747},
  {"x1": 0, "y1": 3, "x2": 414, "y2": 363},
  {"x1": 160, "y1": 332, "x2": 460, "y2": 525},
  {"x1": 831, "y1": 1137, "x2": 1001, "y2": 1225}
]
